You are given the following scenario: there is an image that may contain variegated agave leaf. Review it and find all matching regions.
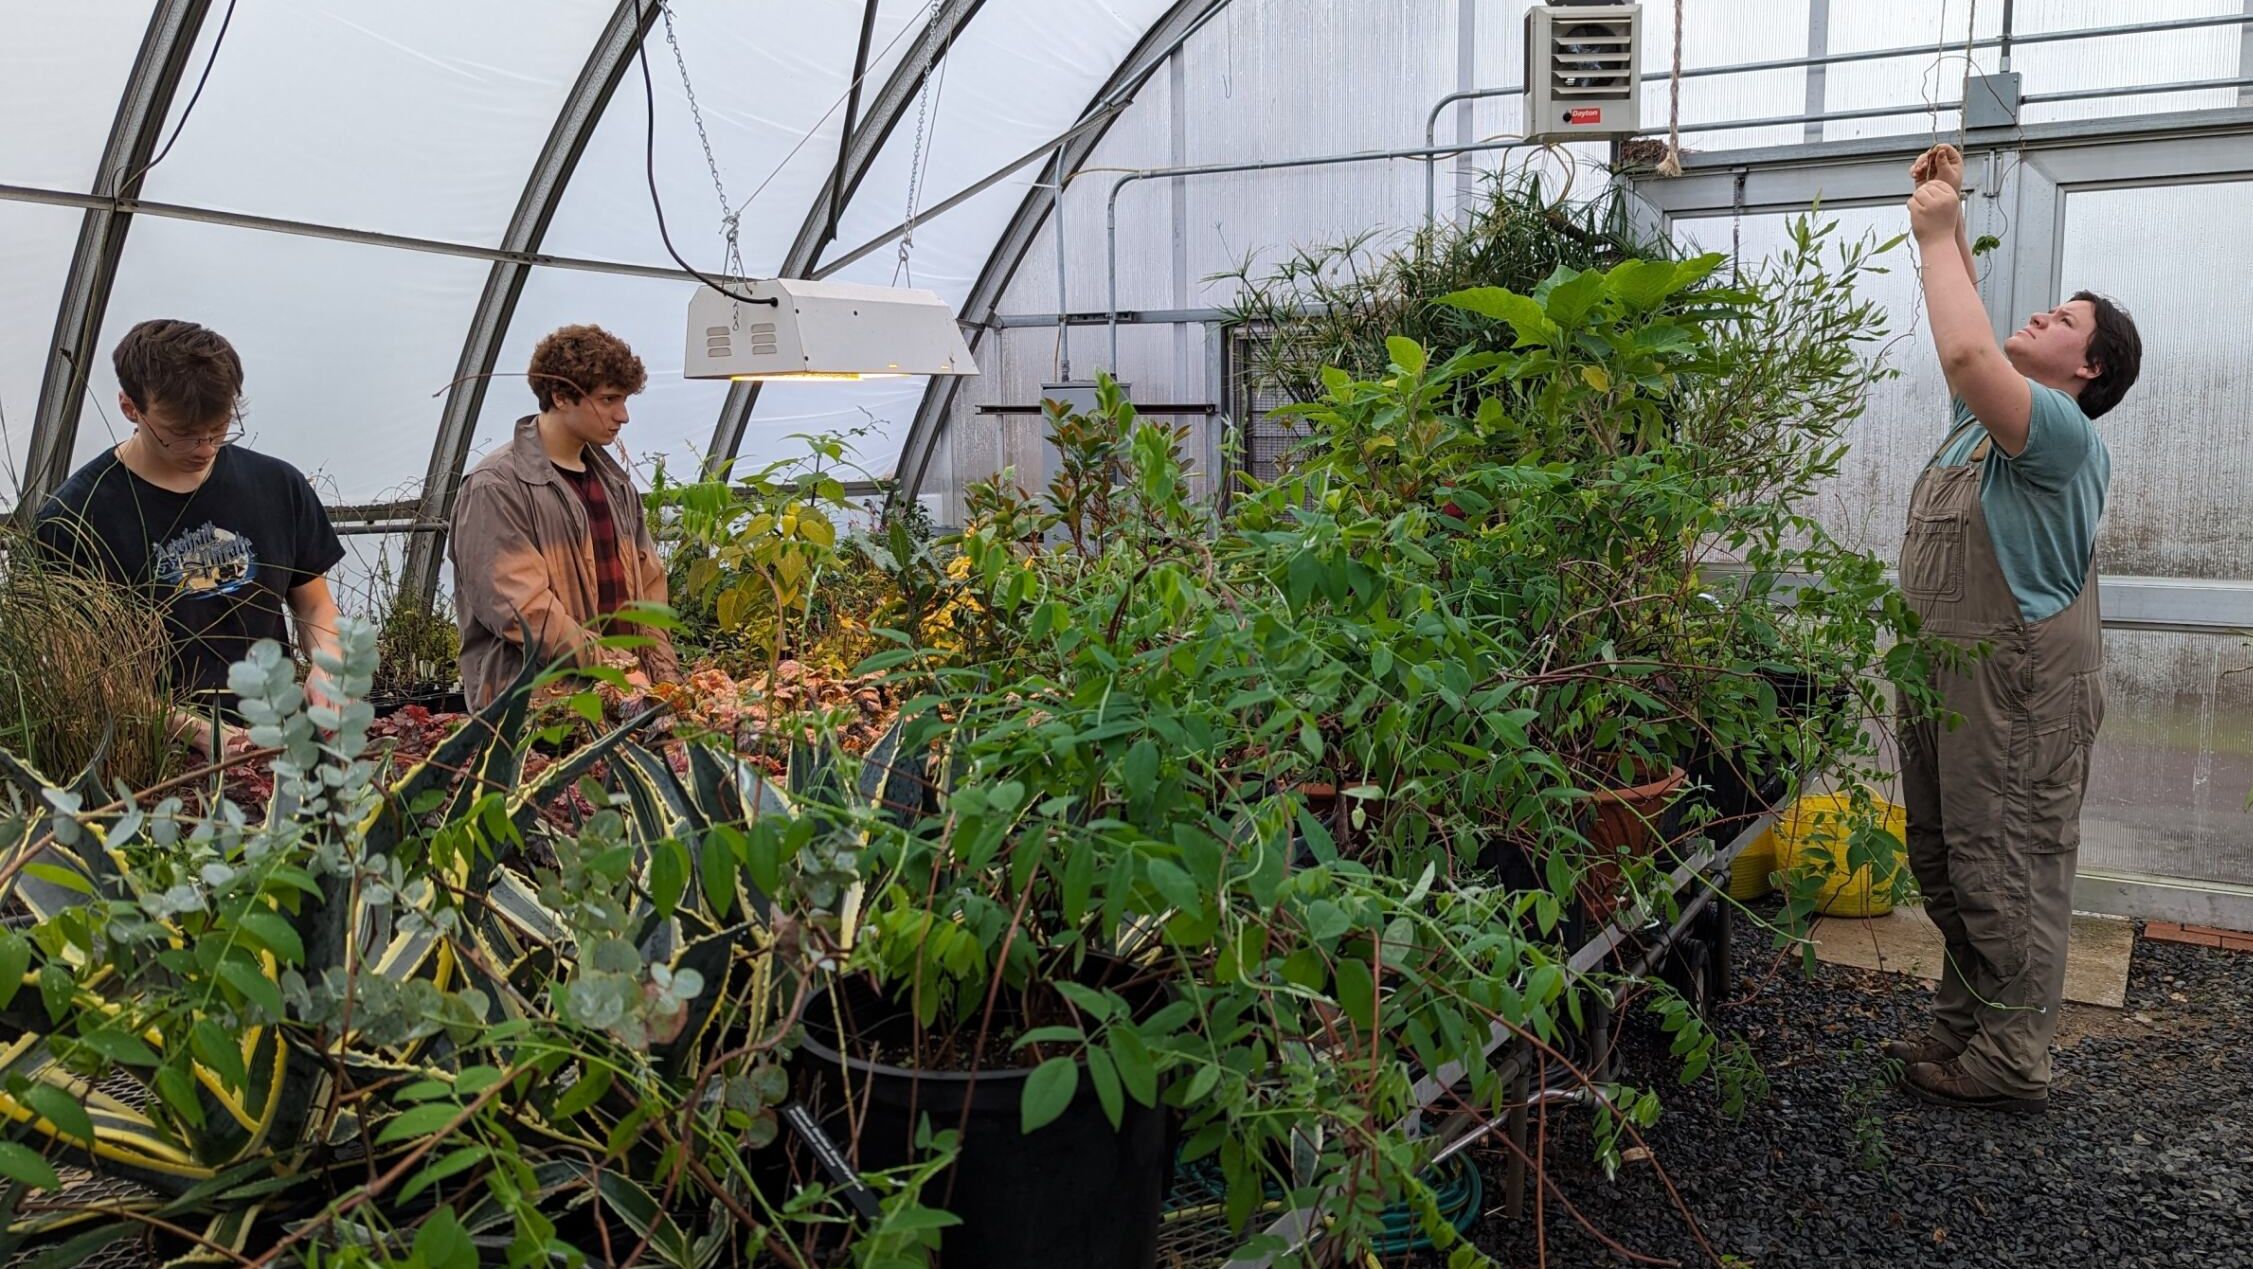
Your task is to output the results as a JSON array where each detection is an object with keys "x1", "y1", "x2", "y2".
[{"x1": 0, "y1": 747, "x2": 133, "y2": 920}]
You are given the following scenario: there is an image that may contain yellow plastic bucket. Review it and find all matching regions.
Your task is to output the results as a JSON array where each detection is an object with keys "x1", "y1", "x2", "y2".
[
  {"x1": 1771, "y1": 794, "x2": 1908, "y2": 918},
  {"x1": 1727, "y1": 829, "x2": 1779, "y2": 901}
]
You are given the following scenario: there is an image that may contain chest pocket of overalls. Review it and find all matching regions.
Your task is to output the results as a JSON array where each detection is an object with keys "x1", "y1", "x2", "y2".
[{"x1": 1901, "y1": 506, "x2": 1967, "y2": 604}]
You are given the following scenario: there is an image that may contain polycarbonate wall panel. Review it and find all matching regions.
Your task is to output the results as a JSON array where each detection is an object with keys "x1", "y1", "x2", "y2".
[
  {"x1": 78, "y1": 218, "x2": 488, "y2": 503},
  {"x1": 1674, "y1": 204, "x2": 1938, "y2": 565},
  {"x1": 1819, "y1": 0, "x2": 2004, "y2": 142},
  {"x1": 2085, "y1": 629, "x2": 2253, "y2": 886},
  {"x1": 1819, "y1": 0, "x2": 2245, "y2": 142},
  {"x1": 538, "y1": 0, "x2": 932, "y2": 275},
  {"x1": 1169, "y1": 0, "x2": 1459, "y2": 288},
  {"x1": 1671, "y1": 196, "x2": 2253, "y2": 893},
  {"x1": 995, "y1": 73, "x2": 1170, "y2": 329},
  {"x1": 2059, "y1": 181, "x2": 2253, "y2": 581},
  {"x1": 2013, "y1": 0, "x2": 2245, "y2": 128},
  {"x1": 933, "y1": 322, "x2": 1217, "y2": 523},
  {"x1": 464, "y1": 268, "x2": 729, "y2": 484},
  {"x1": 1630, "y1": 0, "x2": 1813, "y2": 151},
  {"x1": 0, "y1": 203, "x2": 85, "y2": 506},
  {"x1": 0, "y1": 0, "x2": 156, "y2": 192},
  {"x1": 136, "y1": 1, "x2": 609, "y2": 245}
]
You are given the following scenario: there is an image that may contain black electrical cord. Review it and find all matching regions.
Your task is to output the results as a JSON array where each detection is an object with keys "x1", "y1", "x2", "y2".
[
  {"x1": 123, "y1": 0, "x2": 241, "y2": 191},
  {"x1": 630, "y1": 0, "x2": 777, "y2": 307}
]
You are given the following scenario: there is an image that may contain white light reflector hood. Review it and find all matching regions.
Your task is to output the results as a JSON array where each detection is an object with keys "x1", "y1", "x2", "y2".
[{"x1": 684, "y1": 278, "x2": 978, "y2": 381}]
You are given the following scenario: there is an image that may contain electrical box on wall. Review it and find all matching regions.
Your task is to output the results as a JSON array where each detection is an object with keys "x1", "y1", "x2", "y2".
[
  {"x1": 1964, "y1": 71, "x2": 2022, "y2": 130},
  {"x1": 1523, "y1": 3, "x2": 1643, "y2": 143}
]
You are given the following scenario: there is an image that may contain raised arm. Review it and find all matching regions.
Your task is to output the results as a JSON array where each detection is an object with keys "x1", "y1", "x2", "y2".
[
  {"x1": 1913, "y1": 144, "x2": 1979, "y2": 282},
  {"x1": 1909, "y1": 148, "x2": 2031, "y2": 454}
]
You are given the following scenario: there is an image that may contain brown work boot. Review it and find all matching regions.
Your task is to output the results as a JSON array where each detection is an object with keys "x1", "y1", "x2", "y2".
[
  {"x1": 1880, "y1": 1034, "x2": 1963, "y2": 1067},
  {"x1": 1904, "y1": 1057, "x2": 2047, "y2": 1115}
]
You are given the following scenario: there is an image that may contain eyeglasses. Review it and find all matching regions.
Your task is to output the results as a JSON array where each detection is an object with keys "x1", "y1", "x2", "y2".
[{"x1": 143, "y1": 419, "x2": 244, "y2": 453}]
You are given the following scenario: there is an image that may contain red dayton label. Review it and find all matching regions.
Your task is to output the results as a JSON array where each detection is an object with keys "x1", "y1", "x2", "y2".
[{"x1": 1566, "y1": 107, "x2": 1604, "y2": 125}]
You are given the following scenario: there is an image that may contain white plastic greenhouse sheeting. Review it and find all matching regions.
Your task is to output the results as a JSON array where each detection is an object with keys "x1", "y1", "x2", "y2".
[
  {"x1": 0, "y1": 0, "x2": 1171, "y2": 503},
  {"x1": 7, "y1": 2, "x2": 2247, "y2": 512}
]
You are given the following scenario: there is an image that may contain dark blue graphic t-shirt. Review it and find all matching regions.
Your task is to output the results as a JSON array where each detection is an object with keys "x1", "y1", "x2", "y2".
[{"x1": 36, "y1": 446, "x2": 345, "y2": 707}]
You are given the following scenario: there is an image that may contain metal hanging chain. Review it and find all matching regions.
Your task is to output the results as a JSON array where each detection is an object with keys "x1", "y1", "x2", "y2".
[
  {"x1": 895, "y1": 1, "x2": 947, "y2": 286},
  {"x1": 661, "y1": 0, "x2": 746, "y2": 282}
]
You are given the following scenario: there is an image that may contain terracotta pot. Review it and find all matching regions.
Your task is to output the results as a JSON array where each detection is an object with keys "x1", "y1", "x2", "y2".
[{"x1": 1576, "y1": 765, "x2": 1687, "y2": 926}]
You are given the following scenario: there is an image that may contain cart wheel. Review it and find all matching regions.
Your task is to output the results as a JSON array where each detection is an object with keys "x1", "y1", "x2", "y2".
[
  {"x1": 1685, "y1": 942, "x2": 1712, "y2": 1023},
  {"x1": 1661, "y1": 938, "x2": 1714, "y2": 1022},
  {"x1": 1701, "y1": 899, "x2": 1734, "y2": 1006}
]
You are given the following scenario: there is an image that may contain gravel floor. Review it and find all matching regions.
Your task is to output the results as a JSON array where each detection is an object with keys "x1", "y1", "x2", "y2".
[{"x1": 1448, "y1": 901, "x2": 2253, "y2": 1268}]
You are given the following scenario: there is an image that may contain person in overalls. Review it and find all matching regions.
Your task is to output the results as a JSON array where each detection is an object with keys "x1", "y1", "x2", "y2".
[{"x1": 1885, "y1": 145, "x2": 2143, "y2": 1113}]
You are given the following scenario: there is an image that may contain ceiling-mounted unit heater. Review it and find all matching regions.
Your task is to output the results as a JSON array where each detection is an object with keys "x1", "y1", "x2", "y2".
[{"x1": 1524, "y1": 3, "x2": 1643, "y2": 143}]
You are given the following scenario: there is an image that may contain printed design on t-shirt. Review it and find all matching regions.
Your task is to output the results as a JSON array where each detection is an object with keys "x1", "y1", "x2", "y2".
[{"x1": 153, "y1": 522, "x2": 256, "y2": 597}]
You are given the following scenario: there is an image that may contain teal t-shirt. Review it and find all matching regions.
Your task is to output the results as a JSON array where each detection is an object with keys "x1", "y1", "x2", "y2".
[{"x1": 1933, "y1": 381, "x2": 2110, "y2": 623}]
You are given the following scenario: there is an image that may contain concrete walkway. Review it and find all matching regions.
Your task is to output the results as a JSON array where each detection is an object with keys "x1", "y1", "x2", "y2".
[{"x1": 1809, "y1": 903, "x2": 2136, "y2": 1008}]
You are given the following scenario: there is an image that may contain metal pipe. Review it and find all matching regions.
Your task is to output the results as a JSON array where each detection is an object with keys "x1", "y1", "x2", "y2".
[
  {"x1": 2023, "y1": 73, "x2": 2253, "y2": 106},
  {"x1": 1425, "y1": 88, "x2": 1523, "y2": 225},
  {"x1": 1053, "y1": 155, "x2": 1071, "y2": 381},
  {"x1": 1664, "y1": 73, "x2": 2253, "y2": 138},
  {"x1": 1671, "y1": 98, "x2": 1966, "y2": 137},
  {"x1": 1106, "y1": 138, "x2": 1541, "y2": 370},
  {"x1": 1419, "y1": 8, "x2": 2253, "y2": 207},
  {"x1": 0, "y1": 182, "x2": 756, "y2": 288}
]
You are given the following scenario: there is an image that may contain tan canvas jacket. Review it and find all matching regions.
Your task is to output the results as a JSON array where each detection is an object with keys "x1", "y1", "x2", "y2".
[{"x1": 450, "y1": 416, "x2": 680, "y2": 707}]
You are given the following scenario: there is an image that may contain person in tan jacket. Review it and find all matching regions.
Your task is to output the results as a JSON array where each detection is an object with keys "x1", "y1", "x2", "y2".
[{"x1": 450, "y1": 324, "x2": 680, "y2": 708}]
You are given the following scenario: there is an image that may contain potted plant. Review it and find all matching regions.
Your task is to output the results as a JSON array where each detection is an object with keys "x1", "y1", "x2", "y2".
[
  {"x1": 345, "y1": 555, "x2": 464, "y2": 715},
  {"x1": 789, "y1": 372, "x2": 1793, "y2": 1265}
]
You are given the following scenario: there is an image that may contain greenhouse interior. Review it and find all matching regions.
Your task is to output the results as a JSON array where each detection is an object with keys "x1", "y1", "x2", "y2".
[{"x1": 2, "y1": 0, "x2": 2250, "y2": 1265}]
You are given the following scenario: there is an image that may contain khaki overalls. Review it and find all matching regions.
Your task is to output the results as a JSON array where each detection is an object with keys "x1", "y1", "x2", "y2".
[{"x1": 1895, "y1": 423, "x2": 2105, "y2": 1100}]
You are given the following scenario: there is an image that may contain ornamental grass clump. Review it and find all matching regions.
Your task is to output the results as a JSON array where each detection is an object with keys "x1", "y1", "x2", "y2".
[{"x1": 0, "y1": 529, "x2": 177, "y2": 789}]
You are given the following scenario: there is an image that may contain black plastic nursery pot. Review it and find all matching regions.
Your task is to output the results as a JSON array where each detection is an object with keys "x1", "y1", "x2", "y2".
[
  {"x1": 369, "y1": 686, "x2": 467, "y2": 717},
  {"x1": 1683, "y1": 668, "x2": 1844, "y2": 828},
  {"x1": 792, "y1": 966, "x2": 1172, "y2": 1269}
]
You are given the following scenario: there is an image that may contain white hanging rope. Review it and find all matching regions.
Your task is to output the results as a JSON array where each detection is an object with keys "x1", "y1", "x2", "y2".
[{"x1": 1656, "y1": 0, "x2": 1686, "y2": 177}]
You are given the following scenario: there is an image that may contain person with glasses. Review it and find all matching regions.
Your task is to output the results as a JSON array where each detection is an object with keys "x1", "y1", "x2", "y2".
[{"x1": 34, "y1": 319, "x2": 346, "y2": 758}]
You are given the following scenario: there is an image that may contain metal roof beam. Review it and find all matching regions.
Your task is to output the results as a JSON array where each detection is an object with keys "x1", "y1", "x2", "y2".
[
  {"x1": 890, "y1": 0, "x2": 1236, "y2": 506},
  {"x1": 398, "y1": 0, "x2": 664, "y2": 607},
  {"x1": 18, "y1": 0, "x2": 215, "y2": 513}
]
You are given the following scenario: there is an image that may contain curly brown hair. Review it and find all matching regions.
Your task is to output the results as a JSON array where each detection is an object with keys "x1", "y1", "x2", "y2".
[
  {"x1": 528, "y1": 324, "x2": 647, "y2": 412},
  {"x1": 113, "y1": 319, "x2": 243, "y2": 426}
]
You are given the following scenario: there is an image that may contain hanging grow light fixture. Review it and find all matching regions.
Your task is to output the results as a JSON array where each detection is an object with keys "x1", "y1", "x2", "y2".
[{"x1": 684, "y1": 278, "x2": 978, "y2": 382}]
